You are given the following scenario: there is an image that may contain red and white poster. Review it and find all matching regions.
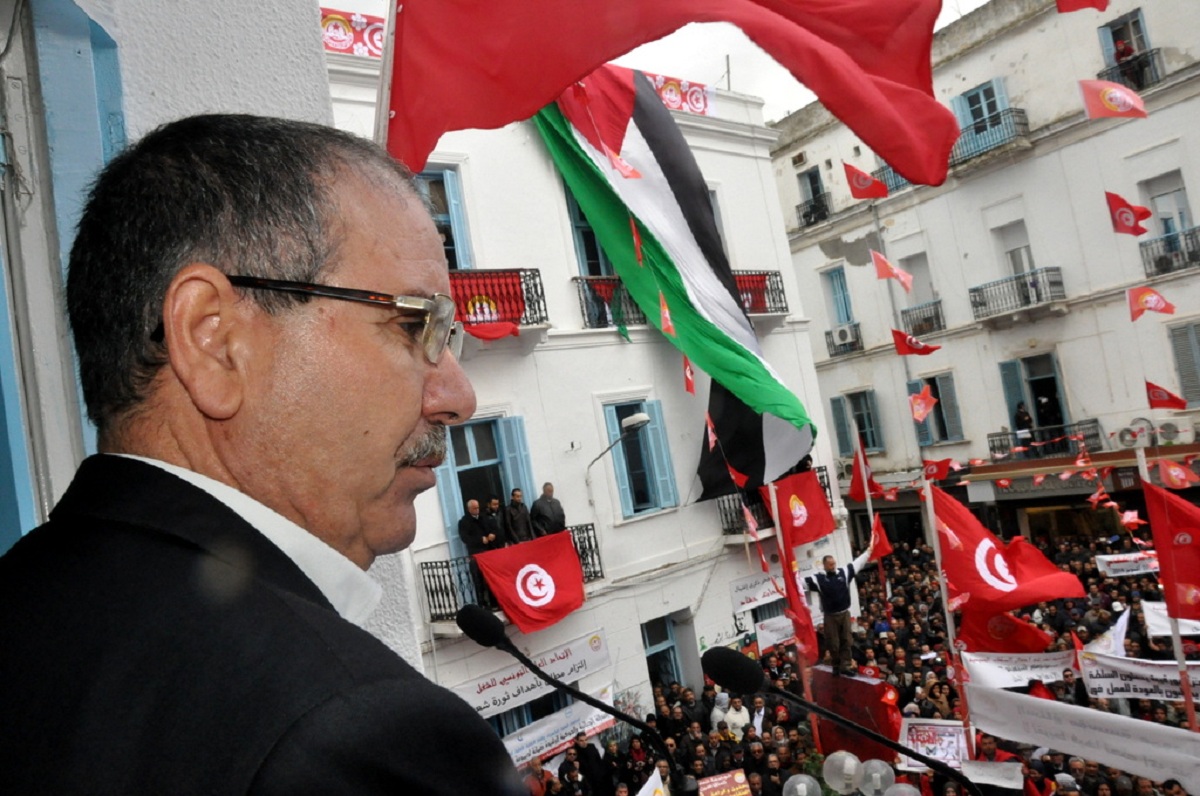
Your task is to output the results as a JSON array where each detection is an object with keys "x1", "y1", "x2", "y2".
[{"x1": 320, "y1": 8, "x2": 386, "y2": 58}]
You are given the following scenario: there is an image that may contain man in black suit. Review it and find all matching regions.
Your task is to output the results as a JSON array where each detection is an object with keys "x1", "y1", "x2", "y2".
[
  {"x1": 0, "y1": 115, "x2": 523, "y2": 794},
  {"x1": 459, "y1": 498, "x2": 501, "y2": 555}
]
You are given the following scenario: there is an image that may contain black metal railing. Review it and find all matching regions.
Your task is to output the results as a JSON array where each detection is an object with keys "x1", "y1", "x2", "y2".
[
  {"x1": 733, "y1": 271, "x2": 789, "y2": 314},
  {"x1": 872, "y1": 164, "x2": 911, "y2": 195},
  {"x1": 419, "y1": 524, "x2": 604, "y2": 622},
  {"x1": 572, "y1": 276, "x2": 649, "y2": 329},
  {"x1": 1139, "y1": 226, "x2": 1200, "y2": 277},
  {"x1": 968, "y1": 267, "x2": 1066, "y2": 321},
  {"x1": 1097, "y1": 48, "x2": 1164, "y2": 93},
  {"x1": 825, "y1": 321, "x2": 864, "y2": 357},
  {"x1": 716, "y1": 466, "x2": 831, "y2": 535},
  {"x1": 987, "y1": 418, "x2": 1104, "y2": 461},
  {"x1": 949, "y1": 108, "x2": 1029, "y2": 166},
  {"x1": 901, "y1": 299, "x2": 945, "y2": 336},
  {"x1": 449, "y1": 268, "x2": 549, "y2": 327},
  {"x1": 796, "y1": 193, "x2": 831, "y2": 228}
]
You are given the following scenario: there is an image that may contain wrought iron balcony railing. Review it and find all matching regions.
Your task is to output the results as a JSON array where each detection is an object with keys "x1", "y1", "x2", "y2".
[
  {"x1": 449, "y1": 268, "x2": 549, "y2": 327},
  {"x1": 949, "y1": 108, "x2": 1029, "y2": 167},
  {"x1": 871, "y1": 164, "x2": 911, "y2": 195},
  {"x1": 900, "y1": 299, "x2": 945, "y2": 336},
  {"x1": 1139, "y1": 226, "x2": 1200, "y2": 278},
  {"x1": 573, "y1": 276, "x2": 649, "y2": 329},
  {"x1": 419, "y1": 524, "x2": 604, "y2": 622},
  {"x1": 968, "y1": 267, "x2": 1066, "y2": 321},
  {"x1": 825, "y1": 321, "x2": 864, "y2": 357},
  {"x1": 796, "y1": 193, "x2": 831, "y2": 228},
  {"x1": 1097, "y1": 48, "x2": 1164, "y2": 93},
  {"x1": 717, "y1": 466, "x2": 831, "y2": 535},
  {"x1": 733, "y1": 270, "x2": 789, "y2": 315},
  {"x1": 987, "y1": 419, "x2": 1104, "y2": 462}
]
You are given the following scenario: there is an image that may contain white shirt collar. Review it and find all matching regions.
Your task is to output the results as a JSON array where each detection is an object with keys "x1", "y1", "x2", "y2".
[{"x1": 114, "y1": 454, "x2": 382, "y2": 627}]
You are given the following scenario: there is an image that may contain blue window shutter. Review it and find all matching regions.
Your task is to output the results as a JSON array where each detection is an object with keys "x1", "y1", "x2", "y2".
[
  {"x1": 830, "y1": 396, "x2": 851, "y2": 458},
  {"x1": 604, "y1": 405, "x2": 635, "y2": 518},
  {"x1": 1050, "y1": 355, "x2": 1071, "y2": 425},
  {"x1": 908, "y1": 379, "x2": 933, "y2": 447},
  {"x1": 990, "y1": 77, "x2": 1009, "y2": 111},
  {"x1": 999, "y1": 360, "x2": 1026, "y2": 429},
  {"x1": 443, "y1": 168, "x2": 473, "y2": 270},
  {"x1": 864, "y1": 390, "x2": 884, "y2": 453},
  {"x1": 937, "y1": 373, "x2": 964, "y2": 441},
  {"x1": 497, "y1": 416, "x2": 535, "y2": 507},
  {"x1": 949, "y1": 94, "x2": 970, "y2": 129},
  {"x1": 1098, "y1": 25, "x2": 1116, "y2": 66},
  {"x1": 434, "y1": 455, "x2": 465, "y2": 558},
  {"x1": 643, "y1": 399, "x2": 678, "y2": 509},
  {"x1": 1171, "y1": 324, "x2": 1200, "y2": 404},
  {"x1": 828, "y1": 267, "x2": 853, "y2": 324}
]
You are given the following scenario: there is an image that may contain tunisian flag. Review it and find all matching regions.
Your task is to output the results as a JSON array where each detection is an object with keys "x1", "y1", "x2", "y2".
[
  {"x1": 385, "y1": 0, "x2": 959, "y2": 186},
  {"x1": 892, "y1": 329, "x2": 941, "y2": 355},
  {"x1": 849, "y1": 442, "x2": 885, "y2": 502},
  {"x1": 869, "y1": 513, "x2": 893, "y2": 561},
  {"x1": 1147, "y1": 380, "x2": 1188, "y2": 410},
  {"x1": 958, "y1": 611, "x2": 1053, "y2": 654},
  {"x1": 844, "y1": 162, "x2": 889, "y2": 199},
  {"x1": 1106, "y1": 192, "x2": 1153, "y2": 236},
  {"x1": 474, "y1": 532, "x2": 584, "y2": 633},
  {"x1": 761, "y1": 470, "x2": 836, "y2": 546},
  {"x1": 1079, "y1": 80, "x2": 1147, "y2": 119},
  {"x1": 932, "y1": 487, "x2": 1084, "y2": 615},
  {"x1": 1143, "y1": 480, "x2": 1200, "y2": 620}
]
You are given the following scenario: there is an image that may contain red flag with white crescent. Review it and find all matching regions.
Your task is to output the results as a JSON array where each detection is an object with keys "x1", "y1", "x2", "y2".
[
  {"x1": 844, "y1": 162, "x2": 888, "y2": 199},
  {"x1": 473, "y1": 533, "x2": 584, "y2": 633},
  {"x1": 1146, "y1": 380, "x2": 1187, "y2": 410},
  {"x1": 1106, "y1": 192, "x2": 1152, "y2": 235},
  {"x1": 891, "y1": 329, "x2": 941, "y2": 356}
]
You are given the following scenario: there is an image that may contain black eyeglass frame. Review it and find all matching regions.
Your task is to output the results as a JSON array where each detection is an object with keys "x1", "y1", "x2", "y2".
[{"x1": 226, "y1": 275, "x2": 462, "y2": 363}]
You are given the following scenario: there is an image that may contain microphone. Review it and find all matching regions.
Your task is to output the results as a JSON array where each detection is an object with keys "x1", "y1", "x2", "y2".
[
  {"x1": 702, "y1": 647, "x2": 983, "y2": 796},
  {"x1": 456, "y1": 605, "x2": 693, "y2": 790}
]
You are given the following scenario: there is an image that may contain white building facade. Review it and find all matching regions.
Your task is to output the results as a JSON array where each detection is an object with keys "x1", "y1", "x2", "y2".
[{"x1": 771, "y1": 0, "x2": 1200, "y2": 546}]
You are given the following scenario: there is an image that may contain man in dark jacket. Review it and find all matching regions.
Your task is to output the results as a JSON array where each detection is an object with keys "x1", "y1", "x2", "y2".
[
  {"x1": 504, "y1": 487, "x2": 534, "y2": 543},
  {"x1": 531, "y1": 481, "x2": 567, "y2": 536},
  {"x1": 804, "y1": 545, "x2": 872, "y2": 675}
]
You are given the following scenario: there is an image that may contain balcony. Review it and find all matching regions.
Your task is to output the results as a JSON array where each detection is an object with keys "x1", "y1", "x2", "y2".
[
  {"x1": 872, "y1": 164, "x2": 911, "y2": 195},
  {"x1": 573, "y1": 276, "x2": 649, "y2": 330},
  {"x1": 717, "y1": 466, "x2": 831, "y2": 535},
  {"x1": 968, "y1": 267, "x2": 1067, "y2": 327},
  {"x1": 900, "y1": 299, "x2": 945, "y2": 336},
  {"x1": 1097, "y1": 48, "x2": 1164, "y2": 93},
  {"x1": 1139, "y1": 226, "x2": 1200, "y2": 278},
  {"x1": 449, "y1": 268, "x2": 549, "y2": 327},
  {"x1": 418, "y1": 524, "x2": 604, "y2": 623},
  {"x1": 987, "y1": 419, "x2": 1105, "y2": 462},
  {"x1": 733, "y1": 270, "x2": 789, "y2": 315},
  {"x1": 949, "y1": 108, "x2": 1029, "y2": 168},
  {"x1": 796, "y1": 193, "x2": 831, "y2": 228},
  {"x1": 825, "y1": 321, "x2": 864, "y2": 357}
]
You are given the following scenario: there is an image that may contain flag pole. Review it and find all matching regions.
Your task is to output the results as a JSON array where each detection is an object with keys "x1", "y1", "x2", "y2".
[
  {"x1": 1136, "y1": 448, "x2": 1199, "y2": 733},
  {"x1": 771, "y1": 481, "x2": 822, "y2": 751},
  {"x1": 922, "y1": 476, "x2": 974, "y2": 757},
  {"x1": 372, "y1": 0, "x2": 399, "y2": 148},
  {"x1": 851, "y1": 417, "x2": 890, "y2": 618}
]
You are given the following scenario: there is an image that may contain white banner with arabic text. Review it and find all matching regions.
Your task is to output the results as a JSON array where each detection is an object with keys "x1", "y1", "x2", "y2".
[
  {"x1": 1143, "y1": 600, "x2": 1200, "y2": 638},
  {"x1": 502, "y1": 685, "x2": 616, "y2": 766},
  {"x1": 1080, "y1": 650, "x2": 1200, "y2": 701},
  {"x1": 1095, "y1": 552, "x2": 1159, "y2": 577},
  {"x1": 961, "y1": 650, "x2": 1076, "y2": 690},
  {"x1": 730, "y1": 570, "x2": 784, "y2": 612}
]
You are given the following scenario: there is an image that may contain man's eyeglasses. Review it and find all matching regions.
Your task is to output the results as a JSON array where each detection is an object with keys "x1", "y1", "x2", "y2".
[{"x1": 227, "y1": 275, "x2": 462, "y2": 364}]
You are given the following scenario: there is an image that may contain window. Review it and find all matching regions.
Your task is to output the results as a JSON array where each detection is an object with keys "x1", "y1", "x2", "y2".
[
  {"x1": 434, "y1": 417, "x2": 534, "y2": 557},
  {"x1": 1143, "y1": 171, "x2": 1193, "y2": 240},
  {"x1": 567, "y1": 192, "x2": 613, "y2": 277},
  {"x1": 797, "y1": 167, "x2": 823, "y2": 202},
  {"x1": 999, "y1": 355, "x2": 1068, "y2": 432},
  {"x1": 992, "y1": 221, "x2": 1035, "y2": 275},
  {"x1": 1098, "y1": 9, "x2": 1148, "y2": 66},
  {"x1": 830, "y1": 391, "x2": 883, "y2": 457},
  {"x1": 642, "y1": 617, "x2": 681, "y2": 690},
  {"x1": 415, "y1": 168, "x2": 472, "y2": 270},
  {"x1": 751, "y1": 599, "x2": 785, "y2": 624},
  {"x1": 604, "y1": 400, "x2": 677, "y2": 518},
  {"x1": 907, "y1": 374, "x2": 964, "y2": 446},
  {"x1": 487, "y1": 688, "x2": 574, "y2": 738},
  {"x1": 1169, "y1": 323, "x2": 1200, "y2": 406},
  {"x1": 950, "y1": 79, "x2": 1008, "y2": 136},
  {"x1": 823, "y1": 267, "x2": 853, "y2": 325},
  {"x1": 900, "y1": 253, "x2": 934, "y2": 307}
]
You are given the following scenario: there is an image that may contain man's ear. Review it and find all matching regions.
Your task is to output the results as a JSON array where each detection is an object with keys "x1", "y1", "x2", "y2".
[{"x1": 160, "y1": 263, "x2": 258, "y2": 420}]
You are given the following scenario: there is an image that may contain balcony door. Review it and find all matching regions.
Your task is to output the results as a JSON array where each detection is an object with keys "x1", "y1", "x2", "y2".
[{"x1": 999, "y1": 354, "x2": 1069, "y2": 438}]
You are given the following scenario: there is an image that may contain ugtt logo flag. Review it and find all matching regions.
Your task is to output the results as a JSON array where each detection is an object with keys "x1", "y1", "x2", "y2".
[{"x1": 474, "y1": 533, "x2": 584, "y2": 633}]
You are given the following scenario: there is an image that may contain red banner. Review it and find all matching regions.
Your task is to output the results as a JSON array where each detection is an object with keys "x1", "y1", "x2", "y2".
[
  {"x1": 320, "y1": 8, "x2": 385, "y2": 58},
  {"x1": 450, "y1": 269, "x2": 528, "y2": 339},
  {"x1": 734, "y1": 273, "x2": 770, "y2": 314},
  {"x1": 810, "y1": 668, "x2": 902, "y2": 761}
]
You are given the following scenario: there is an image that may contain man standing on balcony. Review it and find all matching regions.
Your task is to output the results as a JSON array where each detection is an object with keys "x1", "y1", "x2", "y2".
[
  {"x1": 504, "y1": 487, "x2": 534, "y2": 544},
  {"x1": 459, "y1": 499, "x2": 501, "y2": 555},
  {"x1": 531, "y1": 481, "x2": 567, "y2": 536}
]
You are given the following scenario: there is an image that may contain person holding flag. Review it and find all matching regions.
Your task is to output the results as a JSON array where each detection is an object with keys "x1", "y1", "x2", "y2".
[{"x1": 805, "y1": 541, "x2": 873, "y2": 676}]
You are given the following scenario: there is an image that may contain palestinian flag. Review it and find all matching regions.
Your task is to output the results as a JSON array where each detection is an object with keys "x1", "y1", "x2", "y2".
[{"x1": 533, "y1": 65, "x2": 814, "y2": 493}]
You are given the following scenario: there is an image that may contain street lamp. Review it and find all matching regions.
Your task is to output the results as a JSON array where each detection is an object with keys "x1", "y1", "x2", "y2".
[{"x1": 584, "y1": 412, "x2": 651, "y2": 506}]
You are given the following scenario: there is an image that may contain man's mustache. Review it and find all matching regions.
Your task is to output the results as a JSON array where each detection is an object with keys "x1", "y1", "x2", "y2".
[{"x1": 397, "y1": 425, "x2": 447, "y2": 467}]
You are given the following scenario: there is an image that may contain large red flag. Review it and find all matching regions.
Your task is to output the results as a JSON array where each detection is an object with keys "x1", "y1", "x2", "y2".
[
  {"x1": 844, "y1": 162, "x2": 889, "y2": 199},
  {"x1": 958, "y1": 610, "x2": 1052, "y2": 654},
  {"x1": 869, "y1": 513, "x2": 893, "y2": 561},
  {"x1": 385, "y1": 0, "x2": 959, "y2": 186},
  {"x1": 1142, "y1": 480, "x2": 1200, "y2": 620},
  {"x1": 1128, "y1": 287, "x2": 1176, "y2": 321},
  {"x1": 932, "y1": 487, "x2": 1084, "y2": 614},
  {"x1": 1056, "y1": 0, "x2": 1109, "y2": 11},
  {"x1": 774, "y1": 510, "x2": 821, "y2": 665},
  {"x1": 473, "y1": 533, "x2": 585, "y2": 633},
  {"x1": 1146, "y1": 380, "x2": 1188, "y2": 410},
  {"x1": 849, "y1": 442, "x2": 885, "y2": 502},
  {"x1": 761, "y1": 471, "x2": 836, "y2": 546},
  {"x1": 1105, "y1": 192, "x2": 1153, "y2": 235},
  {"x1": 1079, "y1": 80, "x2": 1147, "y2": 119},
  {"x1": 891, "y1": 329, "x2": 941, "y2": 356}
]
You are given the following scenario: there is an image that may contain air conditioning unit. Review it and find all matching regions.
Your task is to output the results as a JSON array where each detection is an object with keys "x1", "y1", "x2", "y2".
[
  {"x1": 1115, "y1": 426, "x2": 1151, "y2": 449},
  {"x1": 833, "y1": 324, "x2": 860, "y2": 346},
  {"x1": 791, "y1": 151, "x2": 808, "y2": 167},
  {"x1": 837, "y1": 460, "x2": 856, "y2": 480},
  {"x1": 1158, "y1": 421, "x2": 1197, "y2": 445}
]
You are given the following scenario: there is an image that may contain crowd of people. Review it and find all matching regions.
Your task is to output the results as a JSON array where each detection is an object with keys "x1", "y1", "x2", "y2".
[
  {"x1": 459, "y1": 482, "x2": 569, "y2": 554},
  {"x1": 518, "y1": 533, "x2": 1197, "y2": 796}
]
